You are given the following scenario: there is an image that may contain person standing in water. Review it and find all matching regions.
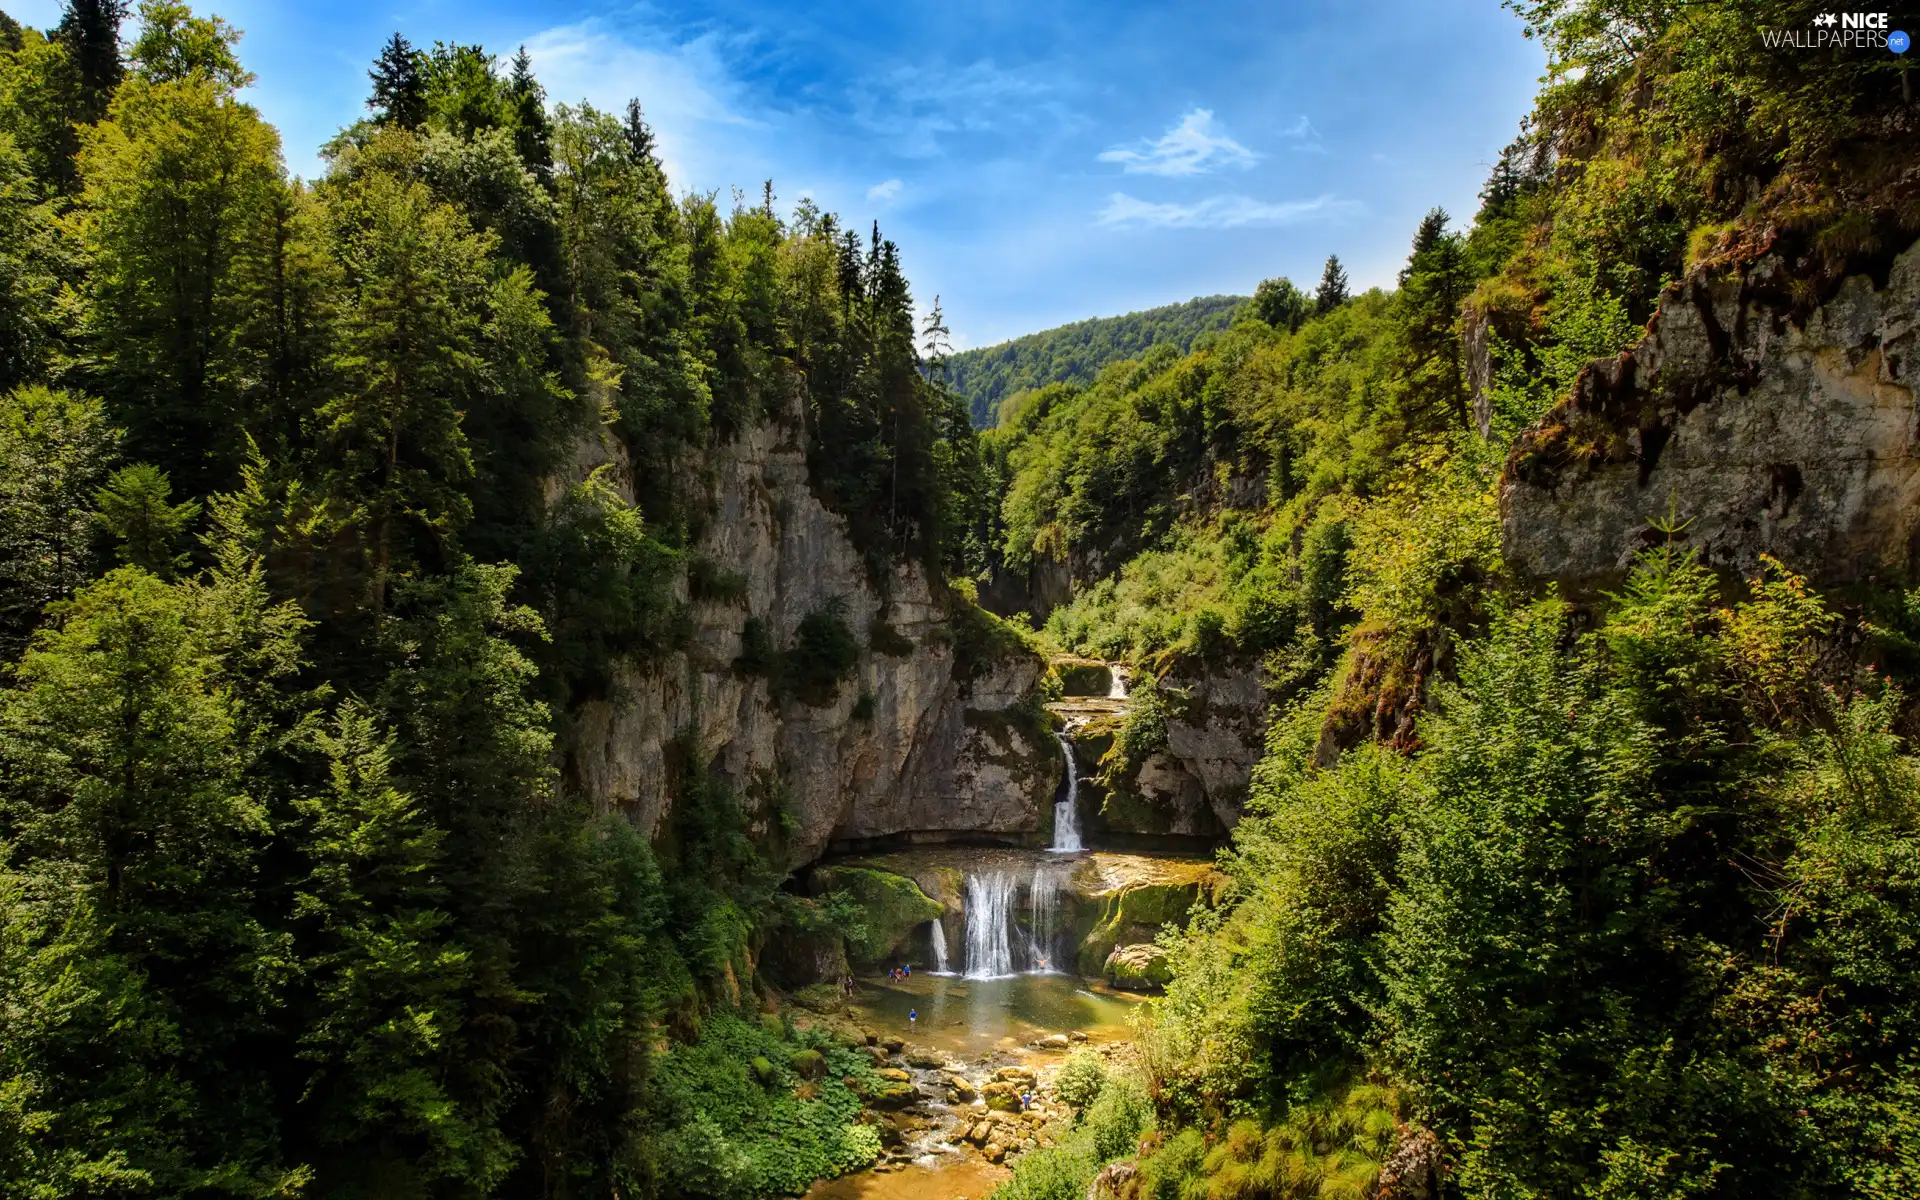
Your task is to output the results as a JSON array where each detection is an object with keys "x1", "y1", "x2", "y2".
[{"x1": 908, "y1": 1008, "x2": 917, "y2": 1028}]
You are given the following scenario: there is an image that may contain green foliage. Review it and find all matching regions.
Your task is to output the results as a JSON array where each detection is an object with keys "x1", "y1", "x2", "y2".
[
  {"x1": 93, "y1": 463, "x2": 200, "y2": 576},
  {"x1": 786, "y1": 597, "x2": 860, "y2": 705},
  {"x1": 808, "y1": 867, "x2": 941, "y2": 966},
  {"x1": 648, "y1": 1012, "x2": 882, "y2": 1199},
  {"x1": 994, "y1": 1071, "x2": 1153, "y2": 1200},
  {"x1": 1055, "y1": 1050, "x2": 1109, "y2": 1113},
  {"x1": 0, "y1": 387, "x2": 117, "y2": 655},
  {"x1": 949, "y1": 294, "x2": 1244, "y2": 428}
]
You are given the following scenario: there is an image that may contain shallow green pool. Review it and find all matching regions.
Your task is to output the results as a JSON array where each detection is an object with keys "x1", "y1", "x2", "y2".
[{"x1": 847, "y1": 971, "x2": 1143, "y2": 1058}]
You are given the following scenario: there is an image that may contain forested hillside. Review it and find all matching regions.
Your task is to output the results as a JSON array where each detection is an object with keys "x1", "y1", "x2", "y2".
[
  {"x1": 985, "y1": 2, "x2": 1920, "y2": 1197},
  {"x1": 0, "y1": 3, "x2": 992, "y2": 1196},
  {"x1": 946, "y1": 294, "x2": 1243, "y2": 427}
]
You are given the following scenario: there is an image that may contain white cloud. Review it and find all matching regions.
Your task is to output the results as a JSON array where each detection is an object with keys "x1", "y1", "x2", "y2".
[
  {"x1": 1276, "y1": 114, "x2": 1328, "y2": 154},
  {"x1": 1097, "y1": 108, "x2": 1257, "y2": 177},
  {"x1": 521, "y1": 18, "x2": 759, "y2": 192},
  {"x1": 867, "y1": 178, "x2": 903, "y2": 201},
  {"x1": 1096, "y1": 192, "x2": 1363, "y2": 230}
]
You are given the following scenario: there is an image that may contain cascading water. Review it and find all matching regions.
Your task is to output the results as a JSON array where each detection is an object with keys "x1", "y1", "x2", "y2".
[
  {"x1": 960, "y1": 865, "x2": 1074, "y2": 978},
  {"x1": 929, "y1": 918, "x2": 950, "y2": 974},
  {"x1": 963, "y1": 872, "x2": 1017, "y2": 979},
  {"x1": 1026, "y1": 864, "x2": 1063, "y2": 972},
  {"x1": 1109, "y1": 665, "x2": 1128, "y2": 699},
  {"x1": 1052, "y1": 735, "x2": 1084, "y2": 852}
]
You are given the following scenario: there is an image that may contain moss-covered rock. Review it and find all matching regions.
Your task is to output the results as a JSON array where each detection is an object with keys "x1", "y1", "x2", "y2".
[
  {"x1": 789, "y1": 1048, "x2": 827, "y2": 1079},
  {"x1": 809, "y1": 866, "x2": 944, "y2": 965},
  {"x1": 1071, "y1": 857, "x2": 1220, "y2": 975},
  {"x1": 1052, "y1": 657, "x2": 1113, "y2": 697},
  {"x1": 1104, "y1": 942, "x2": 1172, "y2": 991},
  {"x1": 751, "y1": 1056, "x2": 777, "y2": 1084}
]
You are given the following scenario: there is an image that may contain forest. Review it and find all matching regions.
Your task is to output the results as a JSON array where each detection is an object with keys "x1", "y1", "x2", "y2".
[
  {"x1": 0, "y1": 2, "x2": 987, "y2": 1195},
  {"x1": 3, "y1": 1, "x2": 1920, "y2": 1199},
  {"x1": 945, "y1": 295, "x2": 1244, "y2": 429}
]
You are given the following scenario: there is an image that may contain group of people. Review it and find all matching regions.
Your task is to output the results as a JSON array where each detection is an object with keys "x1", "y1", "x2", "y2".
[{"x1": 886, "y1": 964, "x2": 913, "y2": 982}]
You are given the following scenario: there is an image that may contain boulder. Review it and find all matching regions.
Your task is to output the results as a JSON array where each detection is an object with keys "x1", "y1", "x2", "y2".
[
  {"x1": 808, "y1": 867, "x2": 943, "y2": 965},
  {"x1": 1104, "y1": 942, "x2": 1172, "y2": 992}
]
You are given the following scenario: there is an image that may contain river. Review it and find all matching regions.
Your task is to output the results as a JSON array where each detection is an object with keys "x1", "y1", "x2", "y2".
[{"x1": 803, "y1": 971, "x2": 1144, "y2": 1200}]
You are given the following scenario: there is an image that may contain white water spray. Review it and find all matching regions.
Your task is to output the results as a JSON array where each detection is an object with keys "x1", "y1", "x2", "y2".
[
  {"x1": 1051, "y1": 734, "x2": 1084, "y2": 852},
  {"x1": 1026, "y1": 864, "x2": 1065, "y2": 972},
  {"x1": 963, "y1": 872, "x2": 1017, "y2": 979},
  {"x1": 929, "y1": 918, "x2": 950, "y2": 974},
  {"x1": 1108, "y1": 665, "x2": 1128, "y2": 699}
]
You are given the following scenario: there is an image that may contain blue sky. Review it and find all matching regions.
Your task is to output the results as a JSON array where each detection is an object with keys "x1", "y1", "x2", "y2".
[{"x1": 10, "y1": 0, "x2": 1545, "y2": 348}]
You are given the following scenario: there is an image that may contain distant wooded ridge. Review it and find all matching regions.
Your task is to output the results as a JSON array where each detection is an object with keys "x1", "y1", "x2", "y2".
[{"x1": 947, "y1": 294, "x2": 1246, "y2": 427}]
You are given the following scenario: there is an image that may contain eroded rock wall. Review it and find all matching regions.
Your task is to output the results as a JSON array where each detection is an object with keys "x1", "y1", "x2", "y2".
[
  {"x1": 1502, "y1": 239, "x2": 1920, "y2": 586},
  {"x1": 566, "y1": 393, "x2": 1055, "y2": 868}
]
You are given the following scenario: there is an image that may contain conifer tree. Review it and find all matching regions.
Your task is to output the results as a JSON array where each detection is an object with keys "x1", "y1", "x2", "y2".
[
  {"x1": 367, "y1": 32, "x2": 425, "y2": 128},
  {"x1": 507, "y1": 46, "x2": 551, "y2": 180},
  {"x1": 1314, "y1": 253, "x2": 1349, "y2": 313},
  {"x1": 93, "y1": 464, "x2": 200, "y2": 577},
  {"x1": 54, "y1": 0, "x2": 127, "y2": 124}
]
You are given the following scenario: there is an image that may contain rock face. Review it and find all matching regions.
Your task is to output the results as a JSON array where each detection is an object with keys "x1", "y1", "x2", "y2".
[
  {"x1": 1158, "y1": 660, "x2": 1265, "y2": 829},
  {"x1": 564, "y1": 392, "x2": 1055, "y2": 867},
  {"x1": 1503, "y1": 239, "x2": 1920, "y2": 587}
]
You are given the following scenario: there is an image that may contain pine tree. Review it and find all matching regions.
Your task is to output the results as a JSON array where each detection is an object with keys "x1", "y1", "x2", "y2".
[
  {"x1": 367, "y1": 32, "x2": 425, "y2": 128},
  {"x1": 1397, "y1": 208, "x2": 1470, "y2": 428},
  {"x1": 506, "y1": 46, "x2": 551, "y2": 180},
  {"x1": 93, "y1": 463, "x2": 201, "y2": 577},
  {"x1": 1314, "y1": 254, "x2": 1349, "y2": 314},
  {"x1": 622, "y1": 98, "x2": 656, "y2": 164},
  {"x1": 54, "y1": 0, "x2": 127, "y2": 125}
]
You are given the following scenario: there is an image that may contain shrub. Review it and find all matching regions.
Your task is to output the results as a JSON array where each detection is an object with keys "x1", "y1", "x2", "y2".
[
  {"x1": 787, "y1": 598, "x2": 860, "y2": 704},
  {"x1": 1055, "y1": 1050, "x2": 1109, "y2": 1113}
]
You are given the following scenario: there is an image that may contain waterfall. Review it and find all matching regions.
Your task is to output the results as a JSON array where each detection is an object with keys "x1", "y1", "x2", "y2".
[
  {"x1": 963, "y1": 872, "x2": 1017, "y2": 979},
  {"x1": 1052, "y1": 734, "x2": 1084, "y2": 853},
  {"x1": 929, "y1": 918, "x2": 950, "y2": 974},
  {"x1": 961, "y1": 864, "x2": 1074, "y2": 977},
  {"x1": 1026, "y1": 864, "x2": 1064, "y2": 972},
  {"x1": 1109, "y1": 665, "x2": 1128, "y2": 699}
]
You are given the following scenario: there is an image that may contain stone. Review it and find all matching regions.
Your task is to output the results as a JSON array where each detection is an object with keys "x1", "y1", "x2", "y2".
[
  {"x1": 561, "y1": 390, "x2": 1054, "y2": 867},
  {"x1": 1104, "y1": 942, "x2": 1173, "y2": 992},
  {"x1": 876, "y1": 1068, "x2": 912, "y2": 1084},
  {"x1": 1069, "y1": 1030, "x2": 1088, "y2": 1042},
  {"x1": 905, "y1": 1046, "x2": 944, "y2": 1068},
  {"x1": 882, "y1": 1037, "x2": 905, "y2": 1054},
  {"x1": 1035, "y1": 1033, "x2": 1071, "y2": 1050},
  {"x1": 868, "y1": 1081, "x2": 919, "y2": 1110},
  {"x1": 992, "y1": 1067, "x2": 1036, "y2": 1084},
  {"x1": 1502, "y1": 239, "x2": 1920, "y2": 590},
  {"x1": 983, "y1": 1143, "x2": 1006, "y2": 1164}
]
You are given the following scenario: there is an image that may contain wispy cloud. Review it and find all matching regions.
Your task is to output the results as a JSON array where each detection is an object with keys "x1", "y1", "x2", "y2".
[
  {"x1": 1097, "y1": 108, "x2": 1257, "y2": 177},
  {"x1": 845, "y1": 58, "x2": 1073, "y2": 159},
  {"x1": 522, "y1": 18, "x2": 760, "y2": 190},
  {"x1": 1279, "y1": 114, "x2": 1329, "y2": 155},
  {"x1": 1096, "y1": 192, "x2": 1363, "y2": 229},
  {"x1": 867, "y1": 177, "x2": 903, "y2": 201}
]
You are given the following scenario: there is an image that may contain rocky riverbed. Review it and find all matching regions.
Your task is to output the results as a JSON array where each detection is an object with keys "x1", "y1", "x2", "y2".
[{"x1": 797, "y1": 972, "x2": 1143, "y2": 1198}]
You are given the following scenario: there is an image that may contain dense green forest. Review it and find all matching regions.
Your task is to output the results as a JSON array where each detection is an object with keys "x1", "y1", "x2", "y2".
[
  {"x1": 6, "y1": 1, "x2": 1920, "y2": 1199},
  {"x1": 945, "y1": 295, "x2": 1244, "y2": 428},
  {"x1": 0, "y1": 3, "x2": 988, "y2": 1196},
  {"x1": 985, "y1": 1, "x2": 1920, "y2": 1197}
]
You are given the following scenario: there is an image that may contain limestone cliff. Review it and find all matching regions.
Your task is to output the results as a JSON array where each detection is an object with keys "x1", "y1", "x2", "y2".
[
  {"x1": 563, "y1": 390, "x2": 1057, "y2": 868},
  {"x1": 1502, "y1": 237, "x2": 1920, "y2": 587}
]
